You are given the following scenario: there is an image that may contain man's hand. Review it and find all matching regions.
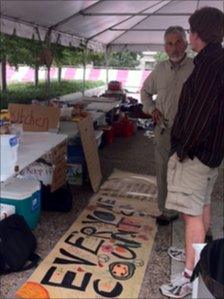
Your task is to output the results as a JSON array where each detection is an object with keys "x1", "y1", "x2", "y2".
[{"x1": 151, "y1": 109, "x2": 163, "y2": 124}]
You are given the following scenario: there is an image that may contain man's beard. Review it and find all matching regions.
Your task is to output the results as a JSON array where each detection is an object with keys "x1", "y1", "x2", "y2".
[{"x1": 170, "y1": 53, "x2": 185, "y2": 62}]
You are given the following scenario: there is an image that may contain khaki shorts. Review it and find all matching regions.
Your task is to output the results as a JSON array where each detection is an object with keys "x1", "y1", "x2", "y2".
[{"x1": 165, "y1": 154, "x2": 218, "y2": 216}]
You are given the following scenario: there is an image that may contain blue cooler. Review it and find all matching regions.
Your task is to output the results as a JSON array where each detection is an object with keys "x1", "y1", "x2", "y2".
[{"x1": 0, "y1": 178, "x2": 41, "y2": 230}]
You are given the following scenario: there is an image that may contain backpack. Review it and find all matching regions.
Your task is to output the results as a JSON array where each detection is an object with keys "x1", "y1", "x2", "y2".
[
  {"x1": 0, "y1": 214, "x2": 41, "y2": 275},
  {"x1": 191, "y1": 238, "x2": 224, "y2": 298}
]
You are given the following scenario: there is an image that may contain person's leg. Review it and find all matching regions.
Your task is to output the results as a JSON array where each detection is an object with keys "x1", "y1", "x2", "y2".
[
  {"x1": 168, "y1": 208, "x2": 211, "y2": 263},
  {"x1": 182, "y1": 213, "x2": 206, "y2": 271},
  {"x1": 155, "y1": 158, "x2": 168, "y2": 212},
  {"x1": 161, "y1": 159, "x2": 218, "y2": 297},
  {"x1": 203, "y1": 204, "x2": 211, "y2": 235},
  {"x1": 154, "y1": 127, "x2": 177, "y2": 218}
]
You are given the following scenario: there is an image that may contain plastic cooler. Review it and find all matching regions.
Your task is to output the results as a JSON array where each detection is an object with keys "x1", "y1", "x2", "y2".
[{"x1": 0, "y1": 178, "x2": 41, "y2": 230}]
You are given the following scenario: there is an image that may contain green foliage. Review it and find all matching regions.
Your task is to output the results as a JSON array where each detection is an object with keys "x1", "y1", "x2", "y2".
[
  {"x1": 1, "y1": 33, "x2": 142, "y2": 69},
  {"x1": 108, "y1": 51, "x2": 141, "y2": 68},
  {"x1": 0, "y1": 80, "x2": 104, "y2": 109},
  {"x1": 0, "y1": 33, "x2": 43, "y2": 69},
  {"x1": 53, "y1": 47, "x2": 105, "y2": 67},
  {"x1": 24, "y1": 39, "x2": 43, "y2": 68},
  {"x1": 91, "y1": 52, "x2": 105, "y2": 67},
  {"x1": 153, "y1": 51, "x2": 168, "y2": 62},
  {"x1": 53, "y1": 45, "x2": 84, "y2": 67}
]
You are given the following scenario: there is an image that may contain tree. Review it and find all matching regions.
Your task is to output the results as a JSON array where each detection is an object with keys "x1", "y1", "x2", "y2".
[
  {"x1": 154, "y1": 51, "x2": 168, "y2": 62},
  {"x1": 91, "y1": 52, "x2": 105, "y2": 67},
  {"x1": 0, "y1": 34, "x2": 32, "y2": 92},
  {"x1": 0, "y1": 34, "x2": 31, "y2": 92},
  {"x1": 88, "y1": 50, "x2": 142, "y2": 68},
  {"x1": 0, "y1": 34, "x2": 7, "y2": 92},
  {"x1": 108, "y1": 51, "x2": 141, "y2": 68},
  {"x1": 24, "y1": 38, "x2": 43, "y2": 88},
  {"x1": 53, "y1": 45, "x2": 86, "y2": 82},
  {"x1": 0, "y1": 34, "x2": 44, "y2": 90},
  {"x1": 11, "y1": 37, "x2": 45, "y2": 88}
]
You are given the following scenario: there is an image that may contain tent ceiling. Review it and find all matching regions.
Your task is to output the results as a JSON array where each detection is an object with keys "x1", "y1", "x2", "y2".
[{"x1": 0, "y1": 0, "x2": 223, "y2": 52}]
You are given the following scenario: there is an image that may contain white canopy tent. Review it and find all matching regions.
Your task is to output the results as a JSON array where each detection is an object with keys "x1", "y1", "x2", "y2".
[{"x1": 1, "y1": 0, "x2": 223, "y2": 52}]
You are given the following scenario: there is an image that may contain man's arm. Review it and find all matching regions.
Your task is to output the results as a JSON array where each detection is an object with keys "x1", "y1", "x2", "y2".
[
  {"x1": 140, "y1": 71, "x2": 156, "y2": 116},
  {"x1": 140, "y1": 69, "x2": 163, "y2": 123}
]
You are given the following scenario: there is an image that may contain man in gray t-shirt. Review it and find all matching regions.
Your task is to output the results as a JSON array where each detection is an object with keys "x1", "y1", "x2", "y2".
[{"x1": 141, "y1": 26, "x2": 194, "y2": 225}]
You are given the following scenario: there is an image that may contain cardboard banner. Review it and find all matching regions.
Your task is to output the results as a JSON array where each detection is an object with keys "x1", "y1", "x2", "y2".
[
  {"x1": 9, "y1": 104, "x2": 60, "y2": 132},
  {"x1": 99, "y1": 170, "x2": 160, "y2": 217},
  {"x1": 16, "y1": 173, "x2": 157, "y2": 299},
  {"x1": 77, "y1": 115, "x2": 102, "y2": 192}
]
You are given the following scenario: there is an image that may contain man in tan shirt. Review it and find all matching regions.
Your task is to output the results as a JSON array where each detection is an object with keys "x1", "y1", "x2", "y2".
[{"x1": 141, "y1": 26, "x2": 194, "y2": 225}]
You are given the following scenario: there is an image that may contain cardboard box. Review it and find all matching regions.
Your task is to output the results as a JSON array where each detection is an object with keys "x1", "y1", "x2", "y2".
[{"x1": 42, "y1": 140, "x2": 67, "y2": 192}]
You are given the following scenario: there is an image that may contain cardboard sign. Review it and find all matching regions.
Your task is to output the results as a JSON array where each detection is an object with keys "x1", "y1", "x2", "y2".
[
  {"x1": 99, "y1": 169, "x2": 160, "y2": 217},
  {"x1": 77, "y1": 115, "x2": 102, "y2": 192},
  {"x1": 51, "y1": 160, "x2": 67, "y2": 193},
  {"x1": 9, "y1": 104, "x2": 60, "y2": 132},
  {"x1": 41, "y1": 140, "x2": 67, "y2": 192},
  {"x1": 50, "y1": 141, "x2": 67, "y2": 192},
  {"x1": 16, "y1": 191, "x2": 157, "y2": 299}
]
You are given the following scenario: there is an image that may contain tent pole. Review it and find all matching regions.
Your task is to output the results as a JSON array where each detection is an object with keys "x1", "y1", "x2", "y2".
[
  {"x1": 105, "y1": 46, "x2": 109, "y2": 88},
  {"x1": 82, "y1": 47, "x2": 87, "y2": 96},
  {"x1": 0, "y1": 62, "x2": 2, "y2": 92}
]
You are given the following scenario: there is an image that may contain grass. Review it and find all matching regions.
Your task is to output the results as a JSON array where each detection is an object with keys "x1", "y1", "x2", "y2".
[{"x1": 0, "y1": 80, "x2": 105, "y2": 109}]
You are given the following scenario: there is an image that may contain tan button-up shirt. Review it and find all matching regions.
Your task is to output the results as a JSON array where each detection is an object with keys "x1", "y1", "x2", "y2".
[{"x1": 141, "y1": 56, "x2": 194, "y2": 127}]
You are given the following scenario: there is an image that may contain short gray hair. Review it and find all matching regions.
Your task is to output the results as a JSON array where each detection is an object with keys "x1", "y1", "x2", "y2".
[{"x1": 164, "y1": 26, "x2": 187, "y2": 41}]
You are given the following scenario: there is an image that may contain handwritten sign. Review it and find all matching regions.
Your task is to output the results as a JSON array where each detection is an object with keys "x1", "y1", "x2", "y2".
[
  {"x1": 77, "y1": 115, "x2": 102, "y2": 192},
  {"x1": 16, "y1": 175, "x2": 157, "y2": 299},
  {"x1": 50, "y1": 140, "x2": 67, "y2": 192},
  {"x1": 9, "y1": 104, "x2": 60, "y2": 132}
]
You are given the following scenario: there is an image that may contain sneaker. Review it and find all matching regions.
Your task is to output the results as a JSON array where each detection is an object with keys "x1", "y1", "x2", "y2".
[
  {"x1": 168, "y1": 247, "x2": 186, "y2": 262},
  {"x1": 160, "y1": 272, "x2": 192, "y2": 298}
]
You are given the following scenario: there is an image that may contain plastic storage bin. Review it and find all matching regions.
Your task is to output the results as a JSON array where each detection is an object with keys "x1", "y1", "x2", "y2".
[
  {"x1": 67, "y1": 137, "x2": 87, "y2": 185},
  {"x1": 0, "y1": 134, "x2": 19, "y2": 181},
  {"x1": 0, "y1": 178, "x2": 41, "y2": 230},
  {"x1": 67, "y1": 163, "x2": 83, "y2": 185}
]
